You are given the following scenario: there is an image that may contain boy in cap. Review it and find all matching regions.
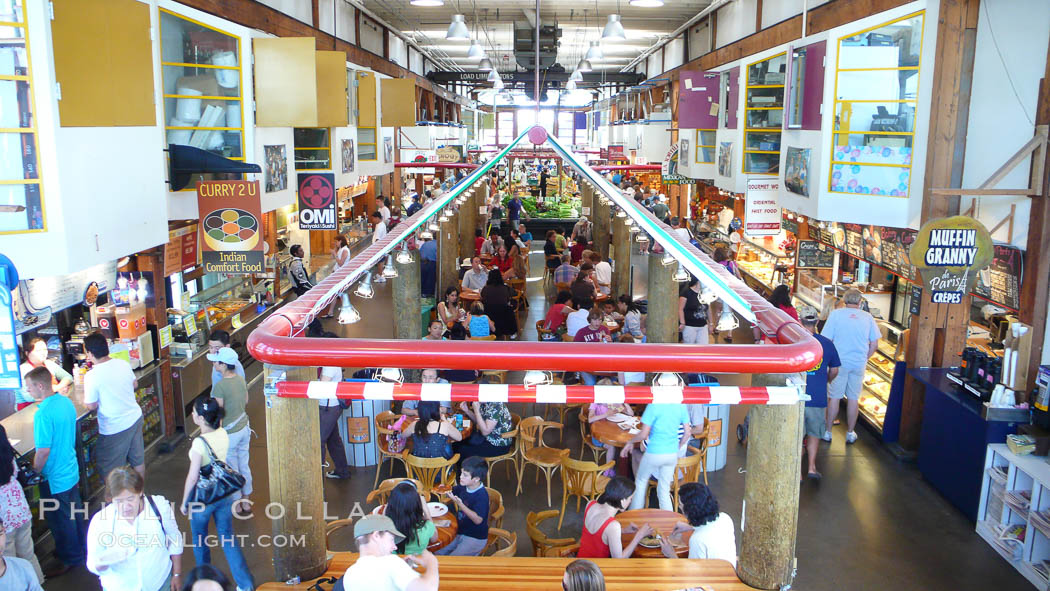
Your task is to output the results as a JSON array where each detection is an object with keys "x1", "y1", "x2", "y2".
[
  {"x1": 341, "y1": 515, "x2": 439, "y2": 591},
  {"x1": 800, "y1": 306, "x2": 840, "y2": 479}
]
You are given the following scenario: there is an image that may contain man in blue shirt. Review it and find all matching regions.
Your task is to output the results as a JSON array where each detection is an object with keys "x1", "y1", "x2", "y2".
[
  {"x1": 506, "y1": 195, "x2": 527, "y2": 232},
  {"x1": 208, "y1": 330, "x2": 244, "y2": 386},
  {"x1": 27, "y1": 366, "x2": 86, "y2": 575},
  {"x1": 419, "y1": 236, "x2": 438, "y2": 297},
  {"x1": 406, "y1": 193, "x2": 422, "y2": 217},
  {"x1": 800, "y1": 307, "x2": 840, "y2": 479}
]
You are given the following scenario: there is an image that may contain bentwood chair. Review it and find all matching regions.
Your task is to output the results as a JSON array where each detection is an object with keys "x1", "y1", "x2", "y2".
[
  {"x1": 536, "y1": 319, "x2": 554, "y2": 341},
  {"x1": 543, "y1": 543, "x2": 581, "y2": 558},
  {"x1": 644, "y1": 446, "x2": 704, "y2": 509},
  {"x1": 374, "y1": 411, "x2": 408, "y2": 487},
  {"x1": 486, "y1": 487, "x2": 505, "y2": 529},
  {"x1": 517, "y1": 417, "x2": 570, "y2": 506},
  {"x1": 526, "y1": 510, "x2": 577, "y2": 557},
  {"x1": 485, "y1": 413, "x2": 521, "y2": 488},
  {"x1": 693, "y1": 419, "x2": 711, "y2": 485},
  {"x1": 578, "y1": 406, "x2": 608, "y2": 463},
  {"x1": 508, "y1": 278, "x2": 528, "y2": 310},
  {"x1": 558, "y1": 455, "x2": 614, "y2": 530},
  {"x1": 484, "y1": 528, "x2": 517, "y2": 557},
  {"x1": 544, "y1": 255, "x2": 560, "y2": 281},
  {"x1": 366, "y1": 477, "x2": 427, "y2": 505},
  {"x1": 403, "y1": 452, "x2": 460, "y2": 499}
]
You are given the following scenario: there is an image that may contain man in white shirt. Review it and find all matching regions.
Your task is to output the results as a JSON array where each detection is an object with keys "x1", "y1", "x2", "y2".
[
  {"x1": 342, "y1": 515, "x2": 439, "y2": 591},
  {"x1": 318, "y1": 357, "x2": 350, "y2": 480},
  {"x1": 820, "y1": 288, "x2": 881, "y2": 444},
  {"x1": 461, "y1": 258, "x2": 488, "y2": 291},
  {"x1": 375, "y1": 196, "x2": 391, "y2": 225},
  {"x1": 588, "y1": 252, "x2": 612, "y2": 296},
  {"x1": 83, "y1": 333, "x2": 144, "y2": 480},
  {"x1": 565, "y1": 300, "x2": 592, "y2": 338},
  {"x1": 371, "y1": 211, "x2": 389, "y2": 283}
]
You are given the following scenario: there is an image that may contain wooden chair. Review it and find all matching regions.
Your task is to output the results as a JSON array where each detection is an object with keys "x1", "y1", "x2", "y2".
[
  {"x1": 470, "y1": 335, "x2": 497, "y2": 341},
  {"x1": 543, "y1": 403, "x2": 577, "y2": 435},
  {"x1": 693, "y1": 419, "x2": 711, "y2": 485},
  {"x1": 644, "y1": 446, "x2": 704, "y2": 509},
  {"x1": 544, "y1": 255, "x2": 560, "y2": 281},
  {"x1": 481, "y1": 369, "x2": 507, "y2": 383},
  {"x1": 526, "y1": 510, "x2": 576, "y2": 557},
  {"x1": 485, "y1": 413, "x2": 521, "y2": 488},
  {"x1": 554, "y1": 281, "x2": 571, "y2": 295},
  {"x1": 484, "y1": 528, "x2": 517, "y2": 557},
  {"x1": 403, "y1": 452, "x2": 460, "y2": 499},
  {"x1": 558, "y1": 455, "x2": 614, "y2": 530},
  {"x1": 578, "y1": 406, "x2": 608, "y2": 463},
  {"x1": 536, "y1": 319, "x2": 554, "y2": 341},
  {"x1": 366, "y1": 477, "x2": 426, "y2": 505},
  {"x1": 508, "y1": 278, "x2": 528, "y2": 310},
  {"x1": 517, "y1": 416, "x2": 570, "y2": 506},
  {"x1": 487, "y1": 487, "x2": 505, "y2": 529},
  {"x1": 374, "y1": 411, "x2": 408, "y2": 487},
  {"x1": 325, "y1": 519, "x2": 356, "y2": 552},
  {"x1": 543, "y1": 543, "x2": 580, "y2": 558}
]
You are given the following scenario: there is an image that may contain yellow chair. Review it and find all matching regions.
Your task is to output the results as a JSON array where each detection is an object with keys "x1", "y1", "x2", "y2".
[
  {"x1": 481, "y1": 369, "x2": 507, "y2": 383},
  {"x1": 484, "y1": 528, "x2": 517, "y2": 557},
  {"x1": 517, "y1": 417, "x2": 569, "y2": 506},
  {"x1": 403, "y1": 452, "x2": 460, "y2": 499},
  {"x1": 508, "y1": 278, "x2": 528, "y2": 310},
  {"x1": 690, "y1": 419, "x2": 711, "y2": 485},
  {"x1": 535, "y1": 319, "x2": 555, "y2": 341},
  {"x1": 374, "y1": 411, "x2": 408, "y2": 487},
  {"x1": 644, "y1": 446, "x2": 704, "y2": 509},
  {"x1": 366, "y1": 477, "x2": 426, "y2": 505},
  {"x1": 487, "y1": 487, "x2": 505, "y2": 529},
  {"x1": 544, "y1": 255, "x2": 560, "y2": 281},
  {"x1": 543, "y1": 403, "x2": 579, "y2": 436},
  {"x1": 526, "y1": 510, "x2": 576, "y2": 557},
  {"x1": 578, "y1": 407, "x2": 609, "y2": 463},
  {"x1": 558, "y1": 455, "x2": 614, "y2": 530},
  {"x1": 485, "y1": 413, "x2": 521, "y2": 488},
  {"x1": 543, "y1": 543, "x2": 580, "y2": 558},
  {"x1": 554, "y1": 281, "x2": 571, "y2": 295}
]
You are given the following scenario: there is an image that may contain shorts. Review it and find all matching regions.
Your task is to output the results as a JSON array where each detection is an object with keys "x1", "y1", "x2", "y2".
[
  {"x1": 804, "y1": 407, "x2": 826, "y2": 438},
  {"x1": 96, "y1": 417, "x2": 145, "y2": 479},
  {"x1": 828, "y1": 367, "x2": 865, "y2": 400}
]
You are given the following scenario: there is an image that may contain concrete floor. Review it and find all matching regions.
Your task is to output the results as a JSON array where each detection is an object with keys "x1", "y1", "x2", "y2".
[{"x1": 49, "y1": 245, "x2": 1028, "y2": 590}]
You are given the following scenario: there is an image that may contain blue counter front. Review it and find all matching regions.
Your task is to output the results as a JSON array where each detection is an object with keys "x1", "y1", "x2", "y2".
[{"x1": 911, "y1": 367, "x2": 1020, "y2": 521}]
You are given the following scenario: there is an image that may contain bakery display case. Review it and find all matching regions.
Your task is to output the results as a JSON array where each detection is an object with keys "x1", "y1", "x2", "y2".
[
  {"x1": 736, "y1": 240, "x2": 795, "y2": 294},
  {"x1": 858, "y1": 322, "x2": 905, "y2": 433},
  {"x1": 187, "y1": 275, "x2": 256, "y2": 331}
]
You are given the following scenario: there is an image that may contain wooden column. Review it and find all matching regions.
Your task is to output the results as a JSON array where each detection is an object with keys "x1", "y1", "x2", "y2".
[
  {"x1": 134, "y1": 249, "x2": 176, "y2": 438},
  {"x1": 459, "y1": 187, "x2": 476, "y2": 261},
  {"x1": 478, "y1": 181, "x2": 491, "y2": 234},
  {"x1": 266, "y1": 365, "x2": 325, "y2": 582},
  {"x1": 593, "y1": 195, "x2": 611, "y2": 261},
  {"x1": 393, "y1": 252, "x2": 421, "y2": 382},
  {"x1": 646, "y1": 253, "x2": 677, "y2": 344},
  {"x1": 438, "y1": 215, "x2": 458, "y2": 299},
  {"x1": 580, "y1": 182, "x2": 594, "y2": 217},
  {"x1": 738, "y1": 372, "x2": 803, "y2": 590},
  {"x1": 612, "y1": 215, "x2": 631, "y2": 299},
  {"x1": 899, "y1": 0, "x2": 980, "y2": 451}
]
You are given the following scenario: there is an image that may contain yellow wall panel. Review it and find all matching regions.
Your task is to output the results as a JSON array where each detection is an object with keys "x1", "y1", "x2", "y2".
[
  {"x1": 380, "y1": 78, "x2": 417, "y2": 128},
  {"x1": 357, "y1": 71, "x2": 377, "y2": 128},
  {"x1": 52, "y1": 0, "x2": 156, "y2": 126},
  {"x1": 254, "y1": 38, "x2": 317, "y2": 127},
  {"x1": 316, "y1": 51, "x2": 348, "y2": 128}
]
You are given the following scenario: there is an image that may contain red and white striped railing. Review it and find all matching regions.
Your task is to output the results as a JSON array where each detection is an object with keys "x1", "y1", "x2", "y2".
[{"x1": 274, "y1": 381, "x2": 805, "y2": 405}]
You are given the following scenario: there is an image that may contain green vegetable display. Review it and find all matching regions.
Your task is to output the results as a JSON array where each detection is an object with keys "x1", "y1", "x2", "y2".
[{"x1": 501, "y1": 193, "x2": 582, "y2": 219}]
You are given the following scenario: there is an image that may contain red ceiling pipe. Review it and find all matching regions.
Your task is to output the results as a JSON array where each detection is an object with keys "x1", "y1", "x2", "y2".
[
  {"x1": 592, "y1": 164, "x2": 663, "y2": 171},
  {"x1": 394, "y1": 162, "x2": 479, "y2": 169}
]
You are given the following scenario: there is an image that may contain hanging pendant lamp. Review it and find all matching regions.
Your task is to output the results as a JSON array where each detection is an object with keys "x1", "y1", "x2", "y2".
[
  {"x1": 585, "y1": 41, "x2": 603, "y2": 60},
  {"x1": 446, "y1": 14, "x2": 470, "y2": 40},
  {"x1": 602, "y1": 14, "x2": 626, "y2": 41},
  {"x1": 478, "y1": 57, "x2": 494, "y2": 71},
  {"x1": 570, "y1": 70, "x2": 583, "y2": 82},
  {"x1": 467, "y1": 40, "x2": 486, "y2": 59},
  {"x1": 576, "y1": 59, "x2": 593, "y2": 73},
  {"x1": 487, "y1": 70, "x2": 500, "y2": 82}
]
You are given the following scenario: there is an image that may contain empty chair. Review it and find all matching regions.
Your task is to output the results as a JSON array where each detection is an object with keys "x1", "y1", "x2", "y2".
[
  {"x1": 517, "y1": 416, "x2": 569, "y2": 506},
  {"x1": 526, "y1": 510, "x2": 577, "y2": 557},
  {"x1": 487, "y1": 486, "x2": 505, "y2": 529},
  {"x1": 485, "y1": 413, "x2": 521, "y2": 488},
  {"x1": 484, "y1": 527, "x2": 517, "y2": 557}
]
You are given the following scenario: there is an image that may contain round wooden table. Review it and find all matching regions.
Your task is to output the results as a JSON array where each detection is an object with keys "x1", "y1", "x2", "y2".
[
  {"x1": 590, "y1": 419, "x2": 638, "y2": 447},
  {"x1": 460, "y1": 289, "x2": 482, "y2": 303},
  {"x1": 615, "y1": 509, "x2": 691, "y2": 558},
  {"x1": 374, "y1": 503, "x2": 459, "y2": 552}
]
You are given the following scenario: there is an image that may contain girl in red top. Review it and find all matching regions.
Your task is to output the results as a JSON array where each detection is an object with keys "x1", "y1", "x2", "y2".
[
  {"x1": 473, "y1": 228, "x2": 485, "y2": 257},
  {"x1": 769, "y1": 284, "x2": 799, "y2": 321},
  {"x1": 577, "y1": 477, "x2": 652, "y2": 559},
  {"x1": 543, "y1": 291, "x2": 575, "y2": 335},
  {"x1": 491, "y1": 245, "x2": 514, "y2": 278}
]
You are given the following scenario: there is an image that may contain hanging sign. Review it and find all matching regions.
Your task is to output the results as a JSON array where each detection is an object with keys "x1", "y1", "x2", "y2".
[
  {"x1": 744, "y1": 178, "x2": 781, "y2": 236},
  {"x1": 158, "y1": 324, "x2": 172, "y2": 349},
  {"x1": 164, "y1": 224, "x2": 198, "y2": 276},
  {"x1": 0, "y1": 284, "x2": 20, "y2": 389},
  {"x1": 296, "y1": 173, "x2": 337, "y2": 230},
  {"x1": 796, "y1": 240, "x2": 834, "y2": 269},
  {"x1": 197, "y1": 180, "x2": 264, "y2": 274},
  {"x1": 909, "y1": 216, "x2": 994, "y2": 305},
  {"x1": 21, "y1": 261, "x2": 116, "y2": 316},
  {"x1": 437, "y1": 146, "x2": 463, "y2": 163}
]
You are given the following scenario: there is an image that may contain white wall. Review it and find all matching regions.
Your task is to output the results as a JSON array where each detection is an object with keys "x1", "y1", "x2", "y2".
[
  {"x1": 332, "y1": 125, "x2": 361, "y2": 190},
  {"x1": 410, "y1": 49, "x2": 424, "y2": 76},
  {"x1": 389, "y1": 36, "x2": 408, "y2": 68},
  {"x1": 318, "y1": 0, "x2": 356, "y2": 44},
  {"x1": 688, "y1": 21, "x2": 712, "y2": 61},
  {"x1": 254, "y1": 126, "x2": 296, "y2": 213},
  {"x1": 359, "y1": 13, "x2": 384, "y2": 56},
  {"x1": 961, "y1": 0, "x2": 1050, "y2": 248},
  {"x1": 715, "y1": 0, "x2": 757, "y2": 49},
  {"x1": 647, "y1": 51, "x2": 662, "y2": 79},
  {"x1": 255, "y1": 0, "x2": 312, "y2": 25},
  {"x1": 638, "y1": 122, "x2": 671, "y2": 164},
  {"x1": 761, "y1": 0, "x2": 833, "y2": 29},
  {"x1": 665, "y1": 38, "x2": 685, "y2": 71}
]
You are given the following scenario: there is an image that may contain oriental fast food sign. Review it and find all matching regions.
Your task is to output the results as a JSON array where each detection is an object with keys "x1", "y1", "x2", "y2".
[{"x1": 909, "y1": 216, "x2": 992, "y2": 305}]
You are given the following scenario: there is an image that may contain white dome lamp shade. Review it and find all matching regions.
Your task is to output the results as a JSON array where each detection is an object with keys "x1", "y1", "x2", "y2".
[
  {"x1": 337, "y1": 294, "x2": 361, "y2": 324},
  {"x1": 446, "y1": 14, "x2": 470, "y2": 40},
  {"x1": 576, "y1": 59, "x2": 593, "y2": 73},
  {"x1": 565, "y1": 80, "x2": 577, "y2": 91},
  {"x1": 493, "y1": 76, "x2": 505, "y2": 90},
  {"x1": 382, "y1": 255, "x2": 398, "y2": 278},
  {"x1": 585, "y1": 41, "x2": 603, "y2": 61},
  {"x1": 602, "y1": 14, "x2": 626, "y2": 41},
  {"x1": 716, "y1": 302, "x2": 740, "y2": 332},
  {"x1": 570, "y1": 70, "x2": 583, "y2": 82},
  {"x1": 478, "y1": 57, "x2": 494, "y2": 71},
  {"x1": 467, "y1": 40, "x2": 486, "y2": 59},
  {"x1": 354, "y1": 273, "x2": 374, "y2": 299},
  {"x1": 487, "y1": 69, "x2": 500, "y2": 82}
]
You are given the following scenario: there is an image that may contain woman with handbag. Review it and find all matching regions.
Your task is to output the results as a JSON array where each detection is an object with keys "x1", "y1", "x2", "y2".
[
  {"x1": 179, "y1": 397, "x2": 254, "y2": 591},
  {"x1": 87, "y1": 466, "x2": 182, "y2": 591}
]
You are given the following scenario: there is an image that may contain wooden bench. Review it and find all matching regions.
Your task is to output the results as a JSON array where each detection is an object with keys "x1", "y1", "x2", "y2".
[{"x1": 258, "y1": 553, "x2": 755, "y2": 590}]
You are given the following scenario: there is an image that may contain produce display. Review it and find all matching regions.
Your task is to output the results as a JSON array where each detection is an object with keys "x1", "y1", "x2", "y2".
[{"x1": 500, "y1": 189, "x2": 581, "y2": 219}]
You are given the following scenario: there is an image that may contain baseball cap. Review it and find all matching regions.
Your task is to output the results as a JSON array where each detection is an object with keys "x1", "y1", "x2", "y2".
[
  {"x1": 798, "y1": 306, "x2": 819, "y2": 324},
  {"x1": 461, "y1": 257, "x2": 472, "y2": 267},
  {"x1": 206, "y1": 347, "x2": 239, "y2": 365},
  {"x1": 353, "y1": 514, "x2": 405, "y2": 542}
]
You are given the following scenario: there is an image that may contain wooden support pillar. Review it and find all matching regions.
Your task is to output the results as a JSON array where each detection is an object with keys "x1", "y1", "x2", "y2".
[
  {"x1": 593, "y1": 195, "x2": 610, "y2": 261},
  {"x1": 580, "y1": 183, "x2": 594, "y2": 217},
  {"x1": 438, "y1": 216, "x2": 458, "y2": 299},
  {"x1": 738, "y1": 372, "x2": 803, "y2": 590},
  {"x1": 612, "y1": 216, "x2": 631, "y2": 299},
  {"x1": 393, "y1": 252, "x2": 421, "y2": 382},
  {"x1": 899, "y1": 0, "x2": 980, "y2": 451},
  {"x1": 265, "y1": 365, "x2": 326, "y2": 582},
  {"x1": 478, "y1": 181, "x2": 491, "y2": 233},
  {"x1": 459, "y1": 189, "x2": 476, "y2": 261},
  {"x1": 646, "y1": 253, "x2": 677, "y2": 344}
]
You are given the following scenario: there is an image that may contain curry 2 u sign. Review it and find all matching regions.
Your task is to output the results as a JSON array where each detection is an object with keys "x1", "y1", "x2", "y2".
[
  {"x1": 909, "y1": 216, "x2": 993, "y2": 305},
  {"x1": 197, "y1": 180, "x2": 264, "y2": 274},
  {"x1": 297, "y1": 172, "x2": 337, "y2": 230}
]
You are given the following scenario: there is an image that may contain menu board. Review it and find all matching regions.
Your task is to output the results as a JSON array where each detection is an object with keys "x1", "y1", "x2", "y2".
[
  {"x1": 818, "y1": 224, "x2": 837, "y2": 247},
  {"x1": 843, "y1": 224, "x2": 865, "y2": 259},
  {"x1": 910, "y1": 284, "x2": 923, "y2": 315},
  {"x1": 22, "y1": 261, "x2": 116, "y2": 315},
  {"x1": 972, "y1": 244, "x2": 1022, "y2": 310},
  {"x1": 797, "y1": 240, "x2": 834, "y2": 269},
  {"x1": 781, "y1": 216, "x2": 799, "y2": 236}
]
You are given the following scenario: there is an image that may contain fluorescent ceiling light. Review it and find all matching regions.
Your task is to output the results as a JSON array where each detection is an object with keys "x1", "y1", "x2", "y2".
[
  {"x1": 602, "y1": 14, "x2": 626, "y2": 41},
  {"x1": 446, "y1": 14, "x2": 470, "y2": 40}
]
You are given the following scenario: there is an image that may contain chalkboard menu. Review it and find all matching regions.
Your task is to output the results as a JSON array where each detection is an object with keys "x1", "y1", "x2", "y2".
[
  {"x1": 909, "y1": 284, "x2": 922, "y2": 315},
  {"x1": 797, "y1": 240, "x2": 835, "y2": 268},
  {"x1": 818, "y1": 224, "x2": 837, "y2": 247},
  {"x1": 843, "y1": 224, "x2": 865, "y2": 259},
  {"x1": 782, "y1": 216, "x2": 799, "y2": 236},
  {"x1": 972, "y1": 244, "x2": 1022, "y2": 310}
]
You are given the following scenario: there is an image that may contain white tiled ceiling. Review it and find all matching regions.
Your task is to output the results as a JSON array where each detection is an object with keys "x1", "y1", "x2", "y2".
[{"x1": 358, "y1": 0, "x2": 712, "y2": 71}]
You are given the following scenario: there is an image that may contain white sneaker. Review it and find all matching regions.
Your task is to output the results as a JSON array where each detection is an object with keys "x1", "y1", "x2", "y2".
[
  {"x1": 846, "y1": 431, "x2": 858, "y2": 444},
  {"x1": 821, "y1": 430, "x2": 832, "y2": 443}
]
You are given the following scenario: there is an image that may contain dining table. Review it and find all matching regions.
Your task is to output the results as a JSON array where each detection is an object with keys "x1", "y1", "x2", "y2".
[
  {"x1": 258, "y1": 554, "x2": 750, "y2": 590},
  {"x1": 460, "y1": 288, "x2": 482, "y2": 303},
  {"x1": 372, "y1": 503, "x2": 459, "y2": 552},
  {"x1": 616, "y1": 508, "x2": 692, "y2": 558},
  {"x1": 590, "y1": 417, "x2": 640, "y2": 448}
]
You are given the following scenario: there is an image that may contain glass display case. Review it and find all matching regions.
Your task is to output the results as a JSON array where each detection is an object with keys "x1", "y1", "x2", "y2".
[
  {"x1": 796, "y1": 267, "x2": 834, "y2": 310},
  {"x1": 736, "y1": 239, "x2": 794, "y2": 294},
  {"x1": 858, "y1": 321, "x2": 905, "y2": 432},
  {"x1": 187, "y1": 275, "x2": 255, "y2": 332}
]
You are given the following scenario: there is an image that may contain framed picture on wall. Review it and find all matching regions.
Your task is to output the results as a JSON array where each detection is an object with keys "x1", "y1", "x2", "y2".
[
  {"x1": 383, "y1": 137, "x2": 393, "y2": 164},
  {"x1": 342, "y1": 139, "x2": 355, "y2": 174},
  {"x1": 264, "y1": 145, "x2": 287, "y2": 193},
  {"x1": 718, "y1": 142, "x2": 733, "y2": 177},
  {"x1": 785, "y1": 147, "x2": 811, "y2": 197}
]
